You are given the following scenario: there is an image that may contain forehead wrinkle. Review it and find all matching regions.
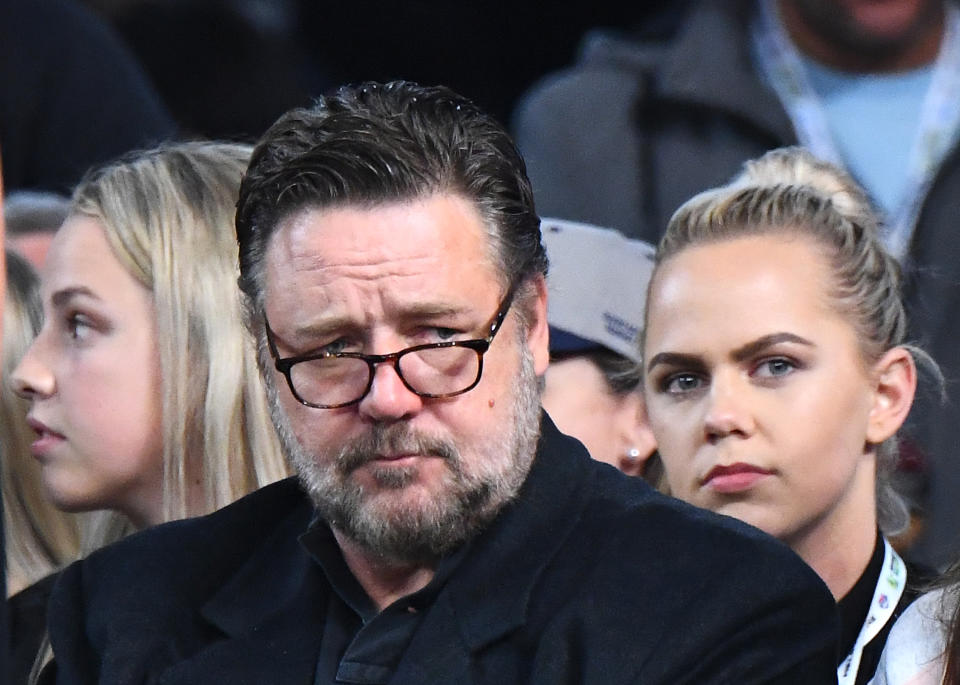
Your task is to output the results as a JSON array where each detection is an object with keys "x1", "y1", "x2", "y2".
[
  {"x1": 275, "y1": 196, "x2": 495, "y2": 278},
  {"x1": 291, "y1": 252, "x2": 443, "y2": 284},
  {"x1": 282, "y1": 266, "x2": 481, "y2": 341}
]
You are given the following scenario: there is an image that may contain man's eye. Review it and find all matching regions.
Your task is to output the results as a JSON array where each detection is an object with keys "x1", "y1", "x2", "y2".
[
  {"x1": 434, "y1": 327, "x2": 459, "y2": 341},
  {"x1": 662, "y1": 373, "x2": 704, "y2": 394},
  {"x1": 320, "y1": 339, "x2": 351, "y2": 356},
  {"x1": 754, "y1": 358, "x2": 796, "y2": 379}
]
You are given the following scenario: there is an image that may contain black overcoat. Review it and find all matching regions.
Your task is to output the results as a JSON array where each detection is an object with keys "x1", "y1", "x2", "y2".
[{"x1": 42, "y1": 417, "x2": 839, "y2": 684}]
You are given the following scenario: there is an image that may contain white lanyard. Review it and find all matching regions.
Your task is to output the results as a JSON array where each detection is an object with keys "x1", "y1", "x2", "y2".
[
  {"x1": 751, "y1": 0, "x2": 960, "y2": 261},
  {"x1": 836, "y1": 538, "x2": 907, "y2": 685}
]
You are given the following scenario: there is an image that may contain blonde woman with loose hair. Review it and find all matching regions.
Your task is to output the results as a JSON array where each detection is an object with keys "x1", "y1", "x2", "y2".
[
  {"x1": 14, "y1": 140, "x2": 289, "y2": 539},
  {"x1": 2, "y1": 249, "x2": 81, "y2": 595},
  {"x1": 3, "y1": 250, "x2": 84, "y2": 685},
  {"x1": 10, "y1": 142, "x2": 290, "y2": 683},
  {"x1": 641, "y1": 147, "x2": 936, "y2": 685}
]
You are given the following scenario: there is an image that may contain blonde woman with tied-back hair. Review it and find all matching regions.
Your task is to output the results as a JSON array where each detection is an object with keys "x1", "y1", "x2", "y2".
[
  {"x1": 641, "y1": 147, "x2": 940, "y2": 685},
  {"x1": 11, "y1": 142, "x2": 289, "y2": 684}
]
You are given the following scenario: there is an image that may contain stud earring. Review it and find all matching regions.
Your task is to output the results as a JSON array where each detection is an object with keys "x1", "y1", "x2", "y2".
[{"x1": 625, "y1": 447, "x2": 641, "y2": 461}]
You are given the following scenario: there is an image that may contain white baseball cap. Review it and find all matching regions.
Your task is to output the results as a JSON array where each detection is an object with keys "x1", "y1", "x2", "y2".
[{"x1": 541, "y1": 218, "x2": 655, "y2": 364}]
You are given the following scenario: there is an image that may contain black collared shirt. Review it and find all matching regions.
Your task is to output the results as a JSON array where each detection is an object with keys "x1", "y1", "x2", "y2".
[{"x1": 299, "y1": 521, "x2": 468, "y2": 685}]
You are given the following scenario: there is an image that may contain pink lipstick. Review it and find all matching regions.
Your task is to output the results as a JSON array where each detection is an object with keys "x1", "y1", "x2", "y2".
[{"x1": 702, "y1": 463, "x2": 773, "y2": 494}]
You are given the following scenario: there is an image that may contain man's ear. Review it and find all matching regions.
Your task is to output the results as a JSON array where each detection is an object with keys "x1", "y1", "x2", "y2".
[
  {"x1": 866, "y1": 347, "x2": 917, "y2": 445},
  {"x1": 523, "y1": 275, "x2": 550, "y2": 376}
]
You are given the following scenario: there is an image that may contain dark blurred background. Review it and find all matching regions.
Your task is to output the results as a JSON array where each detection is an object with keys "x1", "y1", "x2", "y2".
[{"x1": 84, "y1": 0, "x2": 694, "y2": 140}]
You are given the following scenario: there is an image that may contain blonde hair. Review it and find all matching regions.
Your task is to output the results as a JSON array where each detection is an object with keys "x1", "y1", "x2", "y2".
[
  {"x1": 70, "y1": 141, "x2": 289, "y2": 549},
  {"x1": 1, "y1": 250, "x2": 82, "y2": 593},
  {"x1": 648, "y1": 146, "x2": 938, "y2": 535}
]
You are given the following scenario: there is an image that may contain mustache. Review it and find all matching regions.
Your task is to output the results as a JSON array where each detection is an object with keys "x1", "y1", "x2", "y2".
[{"x1": 335, "y1": 424, "x2": 460, "y2": 473}]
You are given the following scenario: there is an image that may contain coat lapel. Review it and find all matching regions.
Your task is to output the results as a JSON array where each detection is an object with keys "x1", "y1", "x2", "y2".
[{"x1": 157, "y1": 499, "x2": 326, "y2": 685}]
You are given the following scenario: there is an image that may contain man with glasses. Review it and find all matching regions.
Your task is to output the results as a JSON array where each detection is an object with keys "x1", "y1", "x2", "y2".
[{"x1": 40, "y1": 81, "x2": 838, "y2": 684}]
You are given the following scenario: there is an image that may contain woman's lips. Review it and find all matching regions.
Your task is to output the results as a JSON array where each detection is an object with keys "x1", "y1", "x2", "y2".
[
  {"x1": 702, "y1": 463, "x2": 774, "y2": 494},
  {"x1": 26, "y1": 417, "x2": 66, "y2": 458}
]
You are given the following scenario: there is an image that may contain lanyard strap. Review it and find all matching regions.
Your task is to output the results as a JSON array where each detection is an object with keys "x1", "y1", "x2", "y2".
[
  {"x1": 751, "y1": 0, "x2": 960, "y2": 261},
  {"x1": 836, "y1": 538, "x2": 907, "y2": 685}
]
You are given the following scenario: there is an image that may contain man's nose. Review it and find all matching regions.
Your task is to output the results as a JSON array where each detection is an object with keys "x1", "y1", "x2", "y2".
[
  {"x1": 357, "y1": 360, "x2": 424, "y2": 422},
  {"x1": 702, "y1": 370, "x2": 755, "y2": 443}
]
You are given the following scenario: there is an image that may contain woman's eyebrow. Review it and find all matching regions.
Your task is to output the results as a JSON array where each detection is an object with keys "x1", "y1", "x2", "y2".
[
  {"x1": 51, "y1": 285, "x2": 100, "y2": 308},
  {"x1": 730, "y1": 333, "x2": 814, "y2": 363},
  {"x1": 646, "y1": 352, "x2": 705, "y2": 374},
  {"x1": 646, "y1": 333, "x2": 815, "y2": 374}
]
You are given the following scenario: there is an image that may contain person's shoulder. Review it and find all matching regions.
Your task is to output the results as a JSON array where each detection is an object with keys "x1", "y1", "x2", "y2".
[
  {"x1": 513, "y1": 29, "x2": 662, "y2": 128},
  {"x1": 78, "y1": 477, "x2": 310, "y2": 591},
  {"x1": 896, "y1": 585, "x2": 953, "y2": 630},
  {"x1": 875, "y1": 586, "x2": 953, "y2": 684},
  {"x1": 529, "y1": 460, "x2": 838, "y2": 682},
  {"x1": 893, "y1": 586, "x2": 952, "y2": 647},
  {"x1": 582, "y1": 464, "x2": 819, "y2": 584},
  {"x1": 43, "y1": 479, "x2": 312, "y2": 682}
]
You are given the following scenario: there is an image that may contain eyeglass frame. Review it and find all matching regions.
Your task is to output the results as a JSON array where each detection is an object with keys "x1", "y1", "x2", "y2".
[{"x1": 264, "y1": 283, "x2": 519, "y2": 409}]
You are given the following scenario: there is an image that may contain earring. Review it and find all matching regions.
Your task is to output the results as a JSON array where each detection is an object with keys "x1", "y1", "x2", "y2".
[{"x1": 625, "y1": 447, "x2": 641, "y2": 461}]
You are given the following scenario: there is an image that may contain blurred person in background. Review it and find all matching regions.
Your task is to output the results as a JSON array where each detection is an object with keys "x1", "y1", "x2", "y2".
[
  {"x1": 4, "y1": 191, "x2": 71, "y2": 269},
  {"x1": 0, "y1": 0, "x2": 175, "y2": 194},
  {"x1": 539, "y1": 219, "x2": 659, "y2": 482}
]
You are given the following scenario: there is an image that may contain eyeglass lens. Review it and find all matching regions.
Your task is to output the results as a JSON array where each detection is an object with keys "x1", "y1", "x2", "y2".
[{"x1": 289, "y1": 345, "x2": 481, "y2": 406}]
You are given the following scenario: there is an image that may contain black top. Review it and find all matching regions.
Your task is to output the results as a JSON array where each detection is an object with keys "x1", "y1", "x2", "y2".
[
  {"x1": 300, "y1": 522, "x2": 468, "y2": 684},
  {"x1": 8, "y1": 572, "x2": 58, "y2": 685},
  {"x1": 836, "y1": 532, "x2": 919, "y2": 685}
]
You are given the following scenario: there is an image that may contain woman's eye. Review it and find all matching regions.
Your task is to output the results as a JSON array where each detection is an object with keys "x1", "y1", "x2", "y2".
[
  {"x1": 754, "y1": 358, "x2": 796, "y2": 379},
  {"x1": 65, "y1": 313, "x2": 93, "y2": 341},
  {"x1": 662, "y1": 373, "x2": 704, "y2": 394}
]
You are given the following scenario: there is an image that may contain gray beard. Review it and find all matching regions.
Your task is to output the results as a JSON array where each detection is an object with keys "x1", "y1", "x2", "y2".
[{"x1": 264, "y1": 344, "x2": 542, "y2": 565}]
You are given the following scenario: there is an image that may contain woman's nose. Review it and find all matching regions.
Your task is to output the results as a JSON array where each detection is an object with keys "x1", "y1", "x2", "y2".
[
  {"x1": 10, "y1": 339, "x2": 56, "y2": 400},
  {"x1": 702, "y1": 371, "x2": 755, "y2": 443}
]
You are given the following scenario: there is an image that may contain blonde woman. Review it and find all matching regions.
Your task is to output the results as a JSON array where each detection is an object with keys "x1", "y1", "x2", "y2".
[
  {"x1": 11, "y1": 142, "x2": 289, "y2": 681},
  {"x1": 641, "y1": 147, "x2": 934, "y2": 685},
  {"x1": 2, "y1": 249, "x2": 80, "y2": 595},
  {"x1": 2, "y1": 250, "x2": 84, "y2": 685}
]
